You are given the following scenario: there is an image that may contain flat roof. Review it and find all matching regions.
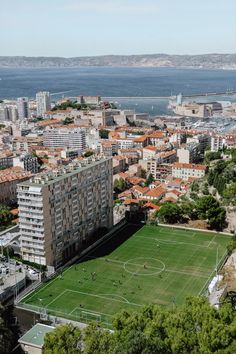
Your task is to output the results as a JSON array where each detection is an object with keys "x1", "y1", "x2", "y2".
[
  {"x1": 19, "y1": 323, "x2": 55, "y2": 348},
  {"x1": 18, "y1": 157, "x2": 111, "y2": 187}
]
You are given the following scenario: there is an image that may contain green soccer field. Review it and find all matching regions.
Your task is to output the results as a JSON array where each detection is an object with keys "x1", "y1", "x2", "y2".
[{"x1": 20, "y1": 225, "x2": 230, "y2": 327}]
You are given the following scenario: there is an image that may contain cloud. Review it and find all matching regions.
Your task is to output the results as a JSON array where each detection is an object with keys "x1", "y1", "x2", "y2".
[{"x1": 64, "y1": 0, "x2": 159, "y2": 16}]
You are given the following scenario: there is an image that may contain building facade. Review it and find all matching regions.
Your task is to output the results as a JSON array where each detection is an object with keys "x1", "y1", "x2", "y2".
[
  {"x1": 36, "y1": 91, "x2": 51, "y2": 117},
  {"x1": 17, "y1": 97, "x2": 29, "y2": 119},
  {"x1": 172, "y1": 162, "x2": 207, "y2": 179},
  {"x1": 17, "y1": 157, "x2": 113, "y2": 268},
  {"x1": 13, "y1": 154, "x2": 40, "y2": 174},
  {"x1": 43, "y1": 128, "x2": 86, "y2": 152}
]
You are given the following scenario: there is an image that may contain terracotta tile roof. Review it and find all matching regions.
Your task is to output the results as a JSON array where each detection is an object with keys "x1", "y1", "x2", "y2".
[
  {"x1": 145, "y1": 186, "x2": 166, "y2": 198},
  {"x1": 126, "y1": 177, "x2": 145, "y2": 185},
  {"x1": 173, "y1": 162, "x2": 207, "y2": 170},
  {"x1": 118, "y1": 190, "x2": 133, "y2": 198},
  {"x1": 143, "y1": 145, "x2": 157, "y2": 151},
  {"x1": 124, "y1": 199, "x2": 139, "y2": 205},
  {"x1": 133, "y1": 135, "x2": 148, "y2": 142},
  {"x1": 0, "y1": 167, "x2": 32, "y2": 183},
  {"x1": 168, "y1": 189, "x2": 182, "y2": 196},
  {"x1": 143, "y1": 202, "x2": 161, "y2": 210},
  {"x1": 133, "y1": 185, "x2": 150, "y2": 194},
  {"x1": 148, "y1": 132, "x2": 165, "y2": 139}
]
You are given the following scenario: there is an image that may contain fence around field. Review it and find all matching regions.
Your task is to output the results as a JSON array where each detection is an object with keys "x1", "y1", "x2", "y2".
[
  {"x1": 158, "y1": 223, "x2": 232, "y2": 236},
  {"x1": 15, "y1": 219, "x2": 128, "y2": 305},
  {"x1": 16, "y1": 302, "x2": 113, "y2": 327},
  {"x1": 198, "y1": 250, "x2": 228, "y2": 297}
]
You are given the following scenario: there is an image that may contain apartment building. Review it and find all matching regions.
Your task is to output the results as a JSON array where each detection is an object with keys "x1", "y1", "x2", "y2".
[
  {"x1": 17, "y1": 157, "x2": 113, "y2": 268},
  {"x1": 144, "y1": 160, "x2": 172, "y2": 181},
  {"x1": 17, "y1": 97, "x2": 29, "y2": 119},
  {"x1": 43, "y1": 128, "x2": 86, "y2": 152},
  {"x1": 36, "y1": 91, "x2": 51, "y2": 117},
  {"x1": 0, "y1": 151, "x2": 13, "y2": 169},
  {"x1": 0, "y1": 167, "x2": 32, "y2": 203},
  {"x1": 172, "y1": 162, "x2": 207, "y2": 180},
  {"x1": 13, "y1": 154, "x2": 40, "y2": 174},
  {"x1": 13, "y1": 136, "x2": 43, "y2": 152},
  {"x1": 211, "y1": 135, "x2": 225, "y2": 152}
]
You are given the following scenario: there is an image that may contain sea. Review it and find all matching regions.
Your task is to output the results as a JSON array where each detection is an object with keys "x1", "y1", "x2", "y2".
[{"x1": 0, "y1": 67, "x2": 236, "y2": 116}]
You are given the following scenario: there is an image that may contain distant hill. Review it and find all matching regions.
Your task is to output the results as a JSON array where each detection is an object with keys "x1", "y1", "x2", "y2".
[{"x1": 0, "y1": 54, "x2": 236, "y2": 69}]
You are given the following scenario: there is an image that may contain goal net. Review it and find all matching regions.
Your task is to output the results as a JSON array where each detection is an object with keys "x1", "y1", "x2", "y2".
[{"x1": 81, "y1": 310, "x2": 102, "y2": 323}]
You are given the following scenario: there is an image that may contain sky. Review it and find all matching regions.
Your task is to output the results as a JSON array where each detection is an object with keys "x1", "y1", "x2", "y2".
[{"x1": 1, "y1": 0, "x2": 236, "y2": 57}]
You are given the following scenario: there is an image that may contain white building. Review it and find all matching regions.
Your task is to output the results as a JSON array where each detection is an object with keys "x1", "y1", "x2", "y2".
[
  {"x1": 36, "y1": 91, "x2": 51, "y2": 117},
  {"x1": 17, "y1": 157, "x2": 113, "y2": 268},
  {"x1": 211, "y1": 136, "x2": 225, "y2": 152},
  {"x1": 43, "y1": 128, "x2": 86, "y2": 152},
  {"x1": 172, "y1": 162, "x2": 207, "y2": 180},
  {"x1": 17, "y1": 97, "x2": 29, "y2": 119}
]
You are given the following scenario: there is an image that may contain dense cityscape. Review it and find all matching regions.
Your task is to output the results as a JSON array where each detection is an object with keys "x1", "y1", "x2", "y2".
[
  {"x1": 1, "y1": 89, "x2": 236, "y2": 352},
  {"x1": 2, "y1": 0, "x2": 236, "y2": 352}
]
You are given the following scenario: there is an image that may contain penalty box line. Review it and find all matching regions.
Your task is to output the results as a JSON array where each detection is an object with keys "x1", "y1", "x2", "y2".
[
  {"x1": 70, "y1": 306, "x2": 113, "y2": 318},
  {"x1": 65, "y1": 289, "x2": 142, "y2": 308}
]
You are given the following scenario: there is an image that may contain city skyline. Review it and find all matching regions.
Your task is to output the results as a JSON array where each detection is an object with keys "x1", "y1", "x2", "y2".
[{"x1": 1, "y1": 0, "x2": 236, "y2": 57}]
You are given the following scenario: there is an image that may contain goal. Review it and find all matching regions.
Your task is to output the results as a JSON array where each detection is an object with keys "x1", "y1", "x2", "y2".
[{"x1": 81, "y1": 310, "x2": 102, "y2": 323}]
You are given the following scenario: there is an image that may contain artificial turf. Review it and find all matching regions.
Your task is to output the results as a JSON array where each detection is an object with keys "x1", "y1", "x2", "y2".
[{"x1": 20, "y1": 224, "x2": 230, "y2": 326}]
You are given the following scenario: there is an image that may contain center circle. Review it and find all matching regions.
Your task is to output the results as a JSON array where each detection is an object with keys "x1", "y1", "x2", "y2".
[{"x1": 123, "y1": 257, "x2": 165, "y2": 276}]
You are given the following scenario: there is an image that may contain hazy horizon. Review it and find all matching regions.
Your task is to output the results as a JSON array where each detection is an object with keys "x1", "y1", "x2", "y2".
[{"x1": 1, "y1": 0, "x2": 236, "y2": 57}]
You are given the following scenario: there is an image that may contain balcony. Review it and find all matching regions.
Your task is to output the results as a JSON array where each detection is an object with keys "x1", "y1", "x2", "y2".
[{"x1": 19, "y1": 212, "x2": 44, "y2": 220}]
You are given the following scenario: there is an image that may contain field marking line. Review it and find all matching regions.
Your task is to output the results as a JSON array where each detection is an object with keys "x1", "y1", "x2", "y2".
[
  {"x1": 46, "y1": 289, "x2": 68, "y2": 308},
  {"x1": 164, "y1": 268, "x2": 208, "y2": 279},
  {"x1": 98, "y1": 293, "x2": 130, "y2": 303},
  {"x1": 24, "y1": 273, "x2": 61, "y2": 303},
  {"x1": 198, "y1": 250, "x2": 227, "y2": 296},
  {"x1": 69, "y1": 307, "x2": 113, "y2": 317},
  {"x1": 96, "y1": 256, "x2": 209, "y2": 278},
  {"x1": 207, "y1": 235, "x2": 217, "y2": 248},
  {"x1": 135, "y1": 235, "x2": 209, "y2": 249},
  {"x1": 24, "y1": 265, "x2": 74, "y2": 304},
  {"x1": 66, "y1": 289, "x2": 142, "y2": 307}
]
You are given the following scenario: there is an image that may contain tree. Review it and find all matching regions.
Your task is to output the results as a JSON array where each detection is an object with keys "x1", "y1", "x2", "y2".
[
  {"x1": 43, "y1": 323, "x2": 82, "y2": 354},
  {"x1": 0, "y1": 305, "x2": 14, "y2": 354},
  {"x1": 0, "y1": 204, "x2": 13, "y2": 225},
  {"x1": 99, "y1": 129, "x2": 109, "y2": 139},
  {"x1": 62, "y1": 117, "x2": 74, "y2": 125},
  {"x1": 84, "y1": 323, "x2": 114, "y2": 354},
  {"x1": 195, "y1": 196, "x2": 226, "y2": 231},
  {"x1": 158, "y1": 203, "x2": 183, "y2": 224},
  {"x1": 196, "y1": 195, "x2": 219, "y2": 220},
  {"x1": 82, "y1": 297, "x2": 236, "y2": 354},
  {"x1": 145, "y1": 173, "x2": 154, "y2": 186},
  {"x1": 114, "y1": 178, "x2": 126, "y2": 193},
  {"x1": 204, "y1": 151, "x2": 221, "y2": 164},
  {"x1": 208, "y1": 207, "x2": 226, "y2": 231},
  {"x1": 224, "y1": 182, "x2": 236, "y2": 204},
  {"x1": 83, "y1": 151, "x2": 94, "y2": 158},
  {"x1": 207, "y1": 169, "x2": 215, "y2": 186},
  {"x1": 191, "y1": 180, "x2": 199, "y2": 192},
  {"x1": 181, "y1": 200, "x2": 197, "y2": 220}
]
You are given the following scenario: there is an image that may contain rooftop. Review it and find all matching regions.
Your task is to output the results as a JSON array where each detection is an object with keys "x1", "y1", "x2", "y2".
[
  {"x1": 18, "y1": 157, "x2": 111, "y2": 187},
  {"x1": 19, "y1": 323, "x2": 55, "y2": 348}
]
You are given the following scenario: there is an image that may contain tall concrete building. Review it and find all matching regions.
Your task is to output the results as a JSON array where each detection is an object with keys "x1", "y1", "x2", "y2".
[
  {"x1": 43, "y1": 128, "x2": 86, "y2": 152},
  {"x1": 17, "y1": 97, "x2": 29, "y2": 119},
  {"x1": 36, "y1": 91, "x2": 51, "y2": 117},
  {"x1": 17, "y1": 157, "x2": 113, "y2": 268}
]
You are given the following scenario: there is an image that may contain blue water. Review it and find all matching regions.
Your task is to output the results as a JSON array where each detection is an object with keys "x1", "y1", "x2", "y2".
[{"x1": 0, "y1": 67, "x2": 236, "y2": 115}]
